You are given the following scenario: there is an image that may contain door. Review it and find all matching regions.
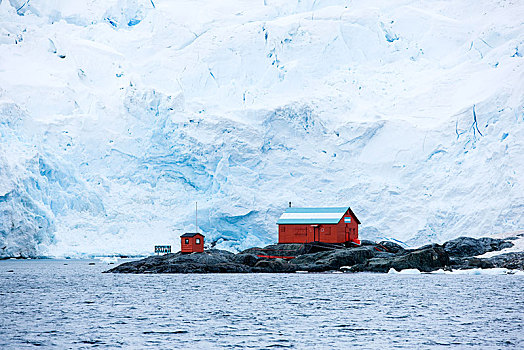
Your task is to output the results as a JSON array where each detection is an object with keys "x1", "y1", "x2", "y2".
[
  {"x1": 306, "y1": 226, "x2": 315, "y2": 243},
  {"x1": 345, "y1": 225, "x2": 350, "y2": 242}
]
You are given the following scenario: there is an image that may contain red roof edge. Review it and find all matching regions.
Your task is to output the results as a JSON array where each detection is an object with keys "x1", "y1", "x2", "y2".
[
  {"x1": 180, "y1": 232, "x2": 205, "y2": 238},
  {"x1": 348, "y1": 207, "x2": 361, "y2": 225}
]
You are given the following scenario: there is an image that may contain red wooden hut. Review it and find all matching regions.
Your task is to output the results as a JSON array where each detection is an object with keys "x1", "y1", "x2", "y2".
[
  {"x1": 277, "y1": 206, "x2": 361, "y2": 244},
  {"x1": 180, "y1": 233, "x2": 205, "y2": 253}
]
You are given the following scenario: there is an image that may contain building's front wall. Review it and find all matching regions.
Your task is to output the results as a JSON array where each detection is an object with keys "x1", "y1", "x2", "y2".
[
  {"x1": 181, "y1": 235, "x2": 204, "y2": 253},
  {"x1": 278, "y1": 210, "x2": 359, "y2": 244}
]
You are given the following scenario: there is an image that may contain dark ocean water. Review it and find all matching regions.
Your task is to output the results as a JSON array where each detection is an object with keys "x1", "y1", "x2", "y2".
[{"x1": 1, "y1": 259, "x2": 523, "y2": 349}]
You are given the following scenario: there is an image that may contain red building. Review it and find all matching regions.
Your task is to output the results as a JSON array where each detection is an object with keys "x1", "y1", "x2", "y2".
[
  {"x1": 180, "y1": 233, "x2": 205, "y2": 253},
  {"x1": 277, "y1": 206, "x2": 361, "y2": 244}
]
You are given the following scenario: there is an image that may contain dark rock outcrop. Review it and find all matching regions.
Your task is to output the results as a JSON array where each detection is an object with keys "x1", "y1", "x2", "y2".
[
  {"x1": 377, "y1": 241, "x2": 405, "y2": 254},
  {"x1": 254, "y1": 259, "x2": 297, "y2": 273},
  {"x1": 484, "y1": 252, "x2": 524, "y2": 270},
  {"x1": 443, "y1": 237, "x2": 513, "y2": 257},
  {"x1": 105, "y1": 236, "x2": 520, "y2": 274},
  {"x1": 350, "y1": 245, "x2": 449, "y2": 273},
  {"x1": 106, "y1": 249, "x2": 252, "y2": 274},
  {"x1": 233, "y1": 253, "x2": 261, "y2": 267},
  {"x1": 452, "y1": 252, "x2": 524, "y2": 270},
  {"x1": 291, "y1": 246, "x2": 378, "y2": 272}
]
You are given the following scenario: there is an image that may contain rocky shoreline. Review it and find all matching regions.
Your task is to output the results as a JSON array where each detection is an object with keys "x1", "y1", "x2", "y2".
[{"x1": 105, "y1": 236, "x2": 524, "y2": 274}]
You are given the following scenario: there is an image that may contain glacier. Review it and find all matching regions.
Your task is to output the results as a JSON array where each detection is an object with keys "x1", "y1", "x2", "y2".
[{"x1": 0, "y1": 0, "x2": 522, "y2": 257}]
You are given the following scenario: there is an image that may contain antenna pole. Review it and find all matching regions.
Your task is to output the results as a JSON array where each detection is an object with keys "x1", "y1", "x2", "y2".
[{"x1": 195, "y1": 201, "x2": 198, "y2": 233}]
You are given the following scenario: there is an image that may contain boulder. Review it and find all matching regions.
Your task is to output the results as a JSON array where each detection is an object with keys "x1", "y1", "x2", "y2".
[
  {"x1": 456, "y1": 252, "x2": 524, "y2": 270},
  {"x1": 288, "y1": 246, "x2": 382, "y2": 272},
  {"x1": 377, "y1": 241, "x2": 405, "y2": 254},
  {"x1": 253, "y1": 259, "x2": 296, "y2": 273},
  {"x1": 351, "y1": 245, "x2": 449, "y2": 273},
  {"x1": 290, "y1": 250, "x2": 335, "y2": 266},
  {"x1": 233, "y1": 253, "x2": 261, "y2": 267},
  {"x1": 310, "y1": 247, "x2": 378, "y2": 271},
  {"x1": 443, "y1": 237, "x2": 513, "y2": 257},
  {"x1": 238, "y1": 247, "x2": 263, "y2": 255},
  {"x1": 484, "y1": 252, "x2": 524, "y2": 270},
  {"x1": 240, "y1": 243, "x2": 307, "y2": 257}
]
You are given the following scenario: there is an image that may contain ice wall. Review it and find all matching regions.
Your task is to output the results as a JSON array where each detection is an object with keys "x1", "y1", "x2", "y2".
[{"x1": 0, "y1": 0, "x2": 522, "y2": 257}]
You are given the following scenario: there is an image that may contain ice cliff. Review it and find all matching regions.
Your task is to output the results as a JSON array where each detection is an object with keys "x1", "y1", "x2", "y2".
[{"x1": 0, "y1": 0, "x2": 522, "y2": 257}]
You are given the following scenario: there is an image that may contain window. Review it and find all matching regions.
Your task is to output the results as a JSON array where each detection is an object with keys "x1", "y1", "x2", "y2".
[
  {"x1": 185, "y1": 239, "x2": 189, "y2": 244},
  {"x1": 281, "y1": 226, "x2": 286, "y2": 232},
  {"x1": 195, "y1": 238, "x2": 201, "y2": 244}
]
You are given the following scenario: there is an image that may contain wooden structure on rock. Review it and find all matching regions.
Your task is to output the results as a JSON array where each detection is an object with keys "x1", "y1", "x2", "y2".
[
  {"x1": 181, "y1": 233, "x2": 204, "y2": 253},
  {"x1": 277, "y1": 206, "x2": 360, "y2": 245}
]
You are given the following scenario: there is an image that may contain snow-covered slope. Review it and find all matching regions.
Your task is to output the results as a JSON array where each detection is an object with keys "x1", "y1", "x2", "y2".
[{"x1": 0, "y1": 0, "x2": 522, "y2": 257}]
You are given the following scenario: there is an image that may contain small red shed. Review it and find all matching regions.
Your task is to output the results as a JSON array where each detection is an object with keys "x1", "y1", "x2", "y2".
[
  {"x1": 180, "y1": 233, "x2": 205, "y2": 253},
  {"x1": 277, "y1": 206, "x2": 361, "y2": 245}
]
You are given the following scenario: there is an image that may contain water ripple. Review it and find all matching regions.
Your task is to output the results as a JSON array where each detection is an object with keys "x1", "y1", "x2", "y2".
[{"x1": 0, "y1": 260, "x2": 523, "y2": 349}]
